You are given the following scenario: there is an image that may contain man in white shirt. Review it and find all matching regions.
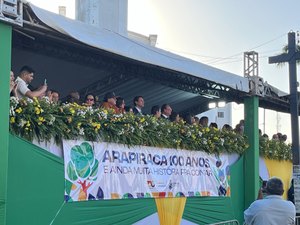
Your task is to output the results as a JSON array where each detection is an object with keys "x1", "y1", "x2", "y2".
[
  {"x1": 15, "y1": 66, "x2": 47, "y2": 99},
  {"x1": 244, "y1": 177, "x2": 295, "y2": 225}
]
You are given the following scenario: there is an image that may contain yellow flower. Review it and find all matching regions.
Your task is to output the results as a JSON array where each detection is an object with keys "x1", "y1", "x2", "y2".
[
  {"x1": 26, "y1": 121, "x2": 30, "y2": 127},
  {"x1": 10, "y1": 117, "x2": 15, "y2": 124},
  {"x1": 92, "y1": 122, "x2": 101, "y2": 131},
  {"x1": 67, "y1": 117, "x2": 72, "y2": 123},
  {"x1": 140, "y1": 118, "x2": 145, "y2": 123},
  {"x1": 70, "y1": 108, "x2": 75, "y2": 115},
  {"x1": 38, "y1": 117, "x2": 45, "y2": 125},
  {"x1": 33, "y1": 97, "x2": 39, "y2": 105},
  {"x1": 103, "y1": 109, "x2": 108, "y2": 114},
  {"x1": 35, "y1": 107, "x2": 41, "y2": 115},
  {"x1": 77, "y1": 122, "x2": 82, "y2": 129},
  {"x1": 15, "y1": 107, "x2": 22, "y2": 114}
]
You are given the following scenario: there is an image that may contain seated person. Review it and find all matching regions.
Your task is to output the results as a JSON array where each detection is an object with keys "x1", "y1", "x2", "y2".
[
  {"x1": 132, "y1": 96, "x2": 144, "y2": 115},
  {"x1": 170, "y1": 111, "x2": 180, "y2": 123},
  {"x1": 222, "y1": 124, "x2": 233, "y2": 131},
  {"x1": 116, "y1": 97, "x2": 126, "y2": 114},
  {"x1": 15, "y1": 66, "x2": 47, "y2": 99},
  {"x1": 83, "y1": 93, "x2": 95, "y2": 107},
  {"x1": 124, "y1": 106, "x2": 133, "y2": 113},
  {"x1": 209, "y1": 122, "x2": 218, "y2": 129},
  {"x1": 47, "y1": 90, "x2": 60, "y2": 104},
  {"x1": 199, "y1": 116, "x2": 208, "y2": 127},
  {"x1": 151, "y1": 105, "x2": 161, "y2": 119},
  {"x1": 161, "y1": 104, "x2": 172, "y2": 119},
  {"x1": 64, "y1": 91, "x2": 81, "y2": 104},
  {"x1": 183, "y1": 113, "x2": 195, "y2": 125},
  {"x1": 100, "y1": 92, "x2": 119, "y2": 113},
  {"x1": 244, "y1": 177, "x2": 295, "y2": 225}
]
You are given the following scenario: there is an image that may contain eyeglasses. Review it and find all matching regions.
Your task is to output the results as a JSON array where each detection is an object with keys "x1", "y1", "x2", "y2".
[{"x1": 86, "y1": 98, "x2": 94, "y2": 101}]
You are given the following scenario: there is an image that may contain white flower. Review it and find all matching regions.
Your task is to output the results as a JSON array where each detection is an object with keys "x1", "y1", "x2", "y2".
[
  {"x1": 79, "y1": 128, "x2": 85, "y2": 136},
  {"x1": 18, "y1": 119, "x2": 26, "y2": 127},
  {"x1": 10, "y1": 96, "x2": 19, "y2": 106},
  {"x1": 9, "y1": 107, "x2": 15, "y2": 116},
  {"x1": 77, "y1": 110, "x2": 86, "y2": 118},
  {"x1": 117, "y1": 129, "x2": 125, "y2": 135},
  {"x1": 158, "y1": 131, "x2": 162, "y2": 137},
  {"x1": 130, "y1": 127, "x2": 135, "y2": 133},
  {"x1": 113, "y1": 114, "x2": 123, "y2": 118},
  {"x1": 41, "y1": 96, "x2": 50, "y2": 103},
  {"x1": 99, "y1": 111, "x2": 108, "y2": 119},
  {"x1": 220, "y1": 138, "x2": 224, "y2": 145},
  {"x1": 187, "y1": 131, "x2": 191, "y2": 137},
  {"x1": 48, "y1": 115, "x2": 56, "y2": 125},
  {"x1": 26, "y1": 98, "x2": 33, "y2": 103}
]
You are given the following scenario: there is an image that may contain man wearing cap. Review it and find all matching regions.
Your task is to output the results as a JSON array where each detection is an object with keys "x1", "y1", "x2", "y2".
[
  {"x1": 15, "y1": 66, "x2": 47, "y2": 99},
  {"x1": 244, "y1": 177, "x2": 295, "y2": 225},
  {"x1": 132, "y1": 96, "x2": 144, "y2": 115},
  {"x1": 100, "y1": 92, "x2": 119, "y2": 113}
]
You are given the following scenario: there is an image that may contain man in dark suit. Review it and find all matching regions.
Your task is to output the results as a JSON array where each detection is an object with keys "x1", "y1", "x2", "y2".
[
  {"x1": 161, "y1": 104, "x2": 172, "y2": 119},
  {"x1": 133, "y1": 96, "x2": 144, "y2": 115}
]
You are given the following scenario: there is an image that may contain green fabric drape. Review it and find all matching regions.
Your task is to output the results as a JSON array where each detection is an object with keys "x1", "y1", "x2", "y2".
[
  {"x1": 0, "y1": 23, "x2": 12, "y2": 225},
  {"x1": 7, "y1": 135, "x2": 156, "y2": 225}
]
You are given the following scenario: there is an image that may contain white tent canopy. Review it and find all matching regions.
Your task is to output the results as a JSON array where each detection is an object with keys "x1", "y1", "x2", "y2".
[{"x1": 29, "y1": 3, "x2": 249, "y2": 93}]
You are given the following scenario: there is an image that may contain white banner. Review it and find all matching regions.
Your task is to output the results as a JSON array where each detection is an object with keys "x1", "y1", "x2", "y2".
[{"x1": 63, "y1": 140, "x2": 232, "y2": 201}]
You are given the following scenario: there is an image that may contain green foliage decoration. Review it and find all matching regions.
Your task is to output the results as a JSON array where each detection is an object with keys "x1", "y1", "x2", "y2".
[
  {"x1": 9, "y1": 97, "x2": 252, "y2": 156},
  {"x1": 259, "y1": 137, "x2": 292, "y2": 161}
]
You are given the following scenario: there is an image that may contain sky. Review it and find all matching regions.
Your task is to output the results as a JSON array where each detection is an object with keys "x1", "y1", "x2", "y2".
[{"x1": 27, "y1": 0, "x2": 300, "y2": 140}]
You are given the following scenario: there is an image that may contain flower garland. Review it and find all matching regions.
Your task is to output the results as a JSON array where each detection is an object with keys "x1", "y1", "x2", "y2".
[
  {"x1": 259, "y1": 137, "x2": 292, "y2": 161},
  {"x1": 9, "y1": 97, "x2": 290, "y2": 159}
]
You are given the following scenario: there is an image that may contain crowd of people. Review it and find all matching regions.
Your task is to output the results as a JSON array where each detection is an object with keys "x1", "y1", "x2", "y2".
[
  {"x1": 9, "y1": 66, "x2": 290, "y2": 142},
  {"x1": 9, "y1": 65, "x2": 241, "y2": 130}
]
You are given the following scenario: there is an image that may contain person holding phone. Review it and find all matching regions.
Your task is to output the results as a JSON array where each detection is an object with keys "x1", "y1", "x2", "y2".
[
  {"x1": 15, "y1": 66, "x2": 47, "y2": 99},
  {"x1": 244, "y1": 177, "x2": 295, "y2": 225}
]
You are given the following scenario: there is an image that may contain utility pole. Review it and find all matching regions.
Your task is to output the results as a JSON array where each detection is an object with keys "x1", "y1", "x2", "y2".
[{"x1": 269, "y1": 32, "x2": 300, "y2": 165}]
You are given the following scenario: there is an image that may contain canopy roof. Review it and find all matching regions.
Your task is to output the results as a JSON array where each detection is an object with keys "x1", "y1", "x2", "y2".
[{"x1": 11, "y1": 3, "x2": 292, "y2": 115}]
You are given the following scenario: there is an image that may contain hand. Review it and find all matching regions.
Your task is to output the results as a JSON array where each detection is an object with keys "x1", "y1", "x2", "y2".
[
  {"x1": 257, "y1": 188, "x2": 263, "y2": 200},
  {"x1": 10, "y1": 80, "x2": 16, "y2": 93},
  {"x1": 40, "y1": 84, "x2": 48, "y2": 92}
]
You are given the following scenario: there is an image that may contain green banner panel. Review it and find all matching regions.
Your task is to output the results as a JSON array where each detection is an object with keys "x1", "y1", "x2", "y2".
[
  {"x1": 0, "y1": 23, "x2": 12, "y2": 225},
  {"x1": 6, "y1": 135, "x2": 156, "y2": 225}
]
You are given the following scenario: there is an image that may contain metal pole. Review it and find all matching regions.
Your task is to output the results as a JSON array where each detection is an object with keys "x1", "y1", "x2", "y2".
[{"x1": 288, "y1": 32, "x2": 300, "y2": 165}]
